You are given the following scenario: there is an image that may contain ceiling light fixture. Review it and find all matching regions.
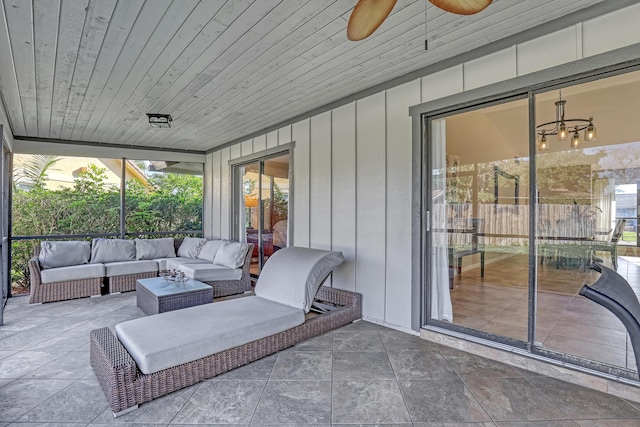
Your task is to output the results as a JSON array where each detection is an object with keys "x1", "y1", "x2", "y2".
[
  {"x1": 536, "y1": 90, "x2": 596, "y2": 151},
  {"x1": 147, "y1": 113, "x2": 172, "y2": 128}
]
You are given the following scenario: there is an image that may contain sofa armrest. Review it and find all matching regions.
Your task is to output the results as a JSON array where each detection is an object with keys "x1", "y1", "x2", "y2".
[
  {"x1": 28, "y1": 256, "x2": 42, "y2": 288},
  {"x1": 90, "y1": 327, "x2": 139, "y2": 414},
  {"x1": 241, "y1": 243, "x2": 254, "y2": 279}
]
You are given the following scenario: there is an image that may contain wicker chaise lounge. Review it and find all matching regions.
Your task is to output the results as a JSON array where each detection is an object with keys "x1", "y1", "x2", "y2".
[{"x1": 90, "y1": 247, "x2": 362, "y2": 416}]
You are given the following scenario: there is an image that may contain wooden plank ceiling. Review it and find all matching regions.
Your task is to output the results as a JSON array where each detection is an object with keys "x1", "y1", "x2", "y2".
[{"x1": 0, "y1": 0, "x2": 607, "y2": 152}]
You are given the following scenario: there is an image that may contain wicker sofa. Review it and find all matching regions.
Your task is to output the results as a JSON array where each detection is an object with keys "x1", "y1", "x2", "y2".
[
  {"x1": 90, "y1": 247, "x2": 362, "y2": 416},
  {"x1": 28, "y1": 237, "x2": 254, "y2": 304}
]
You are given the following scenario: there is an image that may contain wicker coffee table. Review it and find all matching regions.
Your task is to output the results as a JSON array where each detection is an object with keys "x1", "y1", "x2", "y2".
[{"x1": 136, "y1": 277, "x2": 213, "y2": 315}]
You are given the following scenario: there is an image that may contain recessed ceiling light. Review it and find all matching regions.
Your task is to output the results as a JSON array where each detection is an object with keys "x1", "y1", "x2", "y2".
[{"x1": 147, "y1": 113, "x2": 172, "y2": 128}]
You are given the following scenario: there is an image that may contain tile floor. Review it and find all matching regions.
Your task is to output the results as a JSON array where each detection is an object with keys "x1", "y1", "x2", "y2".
[
  {"x1": 1, "y1": 292, "x2": 640, "y2": 425},
  {"x1": 451, "y1": 251, "x2": 640, "y2": 370}
]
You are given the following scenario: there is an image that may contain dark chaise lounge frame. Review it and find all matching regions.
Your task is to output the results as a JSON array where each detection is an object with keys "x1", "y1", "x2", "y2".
[
  {"x1": 580, "y1": 262, "x2": 640, "y2": 378},
  {"x1": 90, "y1": 286, "x2": 362, "y2": 416}
]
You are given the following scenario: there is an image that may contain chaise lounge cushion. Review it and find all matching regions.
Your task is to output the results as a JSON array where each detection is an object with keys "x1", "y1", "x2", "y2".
[
  {"x1": 39, "y1": 241, "x2": 91, "y2": 269},
  {"x1": 177, "y1": 237, "x2": 207, "y2": 258},
  {"x1": 165, "y1": 257, "x2": 210, "y2": 271},
  {"x1": 91, "y1": 239, "x2": 136, "y2": 263},
  {"x1": 135, "y1": 238, "x2": 176, "y2": 260},
  {"x1": 213, "y1": 241, "x2": 249, "y2": 268},
  {"x1": 40, "y1": 263, "x2": 104, "y2": 284},
  {"x1": 104, "y1": 260, "x2": 158, "y2": 277},
  {"x1": 255, "y1": 247, "x2": 344, "y2": 312},
  {"x1": 115, "y1": 296, "x2": 304, "y2": 374},
  {"x1": 179, "y1": 263, "x2": 242, "y2": 282}
]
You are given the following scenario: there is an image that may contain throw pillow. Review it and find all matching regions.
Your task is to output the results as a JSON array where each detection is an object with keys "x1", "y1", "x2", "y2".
[
  {"x1": 91, "y1": 238, "x2": 136, "y2": 263},
  {"x1": 197, "y1": 239, "x2": 224, "y2": 263},
  {"x1": 39, "y1": 241, "x2": 91, "y2": 269},
  {"x1": 177, "y1": 237, "x2": 207, "y2": 258},
  {"x1": 135, "y1": 237, "x2": 176, "y2": 260},
  {"x1": 212, "y1": 240, "x2": 248, "y2": 269},
  {"x1": 254, "y1": 247, "x2": 344, "y2": 312}
]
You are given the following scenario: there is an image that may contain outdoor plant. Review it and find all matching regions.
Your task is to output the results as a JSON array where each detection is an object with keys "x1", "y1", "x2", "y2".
[{"x1": 11, "y1": 163, "x2": 202, "y2": 294}]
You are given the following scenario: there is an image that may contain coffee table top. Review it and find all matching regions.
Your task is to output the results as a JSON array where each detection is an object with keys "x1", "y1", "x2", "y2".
[{"x1": 137, "y1": 277, "x2": 210, "y2": 297}]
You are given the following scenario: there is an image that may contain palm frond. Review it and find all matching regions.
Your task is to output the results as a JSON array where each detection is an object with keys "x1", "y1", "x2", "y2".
[{"x1": 13, "y1": 155, "x2": 62, "y2": 190}]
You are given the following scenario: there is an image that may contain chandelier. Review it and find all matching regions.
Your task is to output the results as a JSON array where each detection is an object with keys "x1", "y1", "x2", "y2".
[{"x1": 536, "y1": 90, "x2": 596, "y2": 151}]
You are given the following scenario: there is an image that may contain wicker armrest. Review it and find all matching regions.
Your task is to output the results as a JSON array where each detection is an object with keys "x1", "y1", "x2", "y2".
[
  {"x1": 315, "y1": 286, "x2": 363, "y2": 313},
  {"x1": 90, "y1": 327, "x2": 139, "y2": 413},
  {"x1": 28, "y1": 256, "x2": 42, "y2": 287}
]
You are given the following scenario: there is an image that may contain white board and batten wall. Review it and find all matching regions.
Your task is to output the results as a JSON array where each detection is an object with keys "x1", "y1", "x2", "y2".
[{"x1": 203, "y1": 4, "x2": 640, "y2": 334}]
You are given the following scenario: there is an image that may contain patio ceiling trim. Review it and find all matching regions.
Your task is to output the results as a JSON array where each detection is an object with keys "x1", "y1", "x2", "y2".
[
  {"x1": 0, "y1": 92, "x2": 13, "y2": 151},
  {"x1": 205, "y1": 0, "x2": 639, "y2": 155},
  {"x1": 12, "y1": 136, "x2": 205, "y2": 163}
]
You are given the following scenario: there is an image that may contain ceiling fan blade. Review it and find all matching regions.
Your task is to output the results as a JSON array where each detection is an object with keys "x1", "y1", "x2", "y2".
[
  {"x1": 347, "y1": 0, "x2": 398, "y2": 41},
  {"x1": 429, "y1": 0, "x2": 492, "y2": 15}
]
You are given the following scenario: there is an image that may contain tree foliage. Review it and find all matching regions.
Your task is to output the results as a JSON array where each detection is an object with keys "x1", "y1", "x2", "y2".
[{"x1": 11, "y1": 164, "x2": 202, "y2": 292}]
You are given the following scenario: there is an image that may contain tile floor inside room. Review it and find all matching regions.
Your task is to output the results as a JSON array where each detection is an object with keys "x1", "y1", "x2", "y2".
[
  {"x1": 1, "y1": 291, "x2": 640, "y2": 426},
  {"x1": 450, "y1": 250, "x2": 640, "y2": 371}
]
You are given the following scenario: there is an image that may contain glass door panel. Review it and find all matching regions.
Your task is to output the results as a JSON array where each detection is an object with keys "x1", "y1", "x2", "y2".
[
  {"x1": 429, "y1": 97, "x2": 530, "y2": 342},
  {"x1": 241, "y1": 161, "x2": 261, "y2": 276},
  {"x1": 236, "y1": 154, "x2": 290, "y2": 276},
  {"x1": 534, "y1": 73, "x2": 640, "y2": 374}
]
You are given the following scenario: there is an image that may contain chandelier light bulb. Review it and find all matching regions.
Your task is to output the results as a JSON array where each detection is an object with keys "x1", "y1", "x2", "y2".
[
  {"x1": 570, "y1": 129, "x2": 580, "y2": 148},
  {"x1": 538, "y1": 133, "x2": 548, "y2": 151},
  {"x1": 585, "y1": 118, "x2": 597, "y2": 141},
  {"x1": 558, "y1": 122, "x2": 568, "y2": 141}
]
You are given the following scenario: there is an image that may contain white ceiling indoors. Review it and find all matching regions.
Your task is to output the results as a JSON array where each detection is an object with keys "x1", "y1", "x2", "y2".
[{"x1": 0, "y1": 0, "x2": 623, "y2": 153}]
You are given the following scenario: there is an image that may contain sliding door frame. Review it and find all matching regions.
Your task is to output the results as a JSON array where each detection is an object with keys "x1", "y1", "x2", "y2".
[
  {"x1": 410, "y1": 45, "x2": 640, "y2": 381},
  {"x1": 229, "y1": 144, "x2": 294, "y2": 272}
]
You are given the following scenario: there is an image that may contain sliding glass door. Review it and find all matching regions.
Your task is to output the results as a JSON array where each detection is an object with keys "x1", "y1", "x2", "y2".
[
  {"x1": 233, "y1": 153, "x2": 290, "y2": 276},
  {"x1": 428, "y1": 96, "x2": 531, "y2": 345},
  {"x1": 424, "y1": 69, "x2": 640, "y2": 380}
]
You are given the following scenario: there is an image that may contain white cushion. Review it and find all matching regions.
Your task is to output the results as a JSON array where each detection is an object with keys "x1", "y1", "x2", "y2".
[
  {"x1": 180, "y1": 263, "x2": 242, "y2": 282},
  {"x1": 40, "y1": 263, "x2": 104, "y2": 284},
  {"x1": 177, "y1": 237, "x2": 207, "y2": 258},
  {"x1": 196, "y1": 240, "x2": 223, "y2": 262},
  {"x1": 165, "y1": 257, "x2": 210, "y2": 271},
  {"x1": 104, "y1": 260, "x2": 158, "y2": 277},
  {"x1": 213, "y1": 241, "x2": 249, "y2": 268},
  {"x1": 91, "y1": 239, "x2": 135, "y2": 263},
  {"x1": 39, "y1": 241, "x2": 91, "y2": 269},
  {"x1": 255, "y1": 247, "x2": 344, "y2": 312},
  {"x1": 153, "y1": 257, "x2": 176, "y2": 271},
  {"x1": 115, "y1": 296, "x2": 304, "y2": 374},
  {"x1": 135, "y1": 238, "x2": 175, "y2": 260}
]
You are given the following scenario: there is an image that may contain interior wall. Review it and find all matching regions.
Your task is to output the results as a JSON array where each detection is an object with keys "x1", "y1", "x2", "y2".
[{"x1": 204, "y1": 3, "x2": 640, "y2": 333}]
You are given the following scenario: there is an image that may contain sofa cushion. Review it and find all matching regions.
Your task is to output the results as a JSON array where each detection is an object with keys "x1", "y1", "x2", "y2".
[
  {"x1": 39, "y1": 241, "x2": 91, "y2": 269},
  {"x1": 177, "y1": 237, "x2": 207, "y2": 258},
  {"x1": 104, "y1": 260, "x2": 158, "y2": 277},
  {"x1": 165, "y1": 257, "x2": 210, "y2": 271},
  {"x1": 91, "y1": 239, "x2": 136, "y2": 263},
  {"x1": 135, "y1": 238, "x2": 176, "y2": 260},
  {"x1": 153, "y1": 257, "x2": 177, "y2": 271},
  {"x1": 196, "y1": 239, "x2": 223, "y2": 263},
  {"x1": 40, "y1": 263, "x2": 104, "y2": 284},
  {"x1": 180, "y1": 263, "x2": 242, "y2": 282},
  {"x1": 255, "y1": 247, "x2": 344, "y2": 312},
  {"x1": 213, "y1": 241, "x2": 249, "y2": 269},
  {"x1": 115, "y1": 296, "x2": 304, "y2": 374}
]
